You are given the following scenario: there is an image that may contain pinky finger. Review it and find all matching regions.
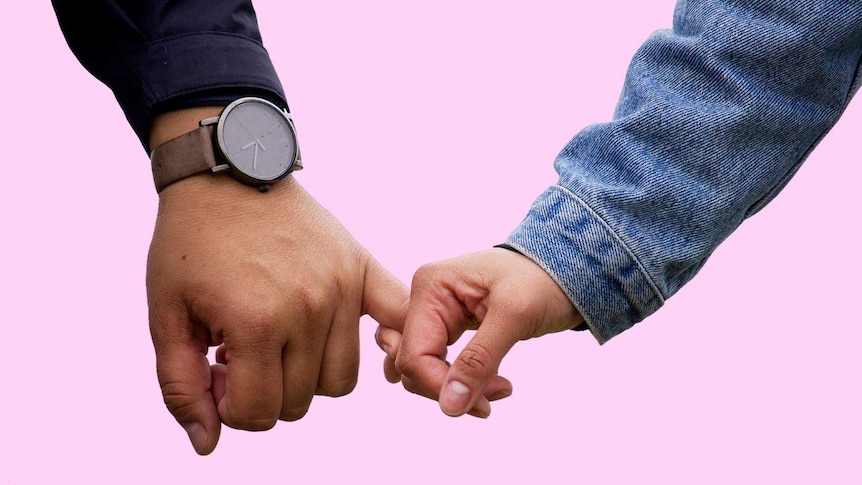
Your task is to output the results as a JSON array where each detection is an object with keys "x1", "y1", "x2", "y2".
[
  {"x1": 211, "y1": 363, "x2": 227, "y2": 404},
  {"x1": 383, "y1": 355, "x2": 401, "y2": 383},
  {"x1": 215, "y1": 345, "x2": 227, "y2": 365},
  {"x1": 375, "y1": 326, "x2": 401, "y2": 359}
]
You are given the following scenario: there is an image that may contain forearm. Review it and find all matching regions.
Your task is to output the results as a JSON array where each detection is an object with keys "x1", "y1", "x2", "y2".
[{"x1": 508, "y1": 0, "x2": 862, "y2": 343}]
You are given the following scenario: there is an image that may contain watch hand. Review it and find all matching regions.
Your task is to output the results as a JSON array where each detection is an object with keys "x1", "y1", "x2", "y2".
[
  {"x1": 242, "y1": 140, "x2": 262, "y2": 170},
  {"x1": 242, "y1": 138, "x2": 266, "y2": 151}
]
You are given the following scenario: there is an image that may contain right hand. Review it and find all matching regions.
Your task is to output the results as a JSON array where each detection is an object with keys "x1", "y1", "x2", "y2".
[
  {"x1": 146, "y1": 174, "x2": 408, "y2": 455},
  {"x1": 388, "y1": 249, "x2": 583, "y2": 418}
]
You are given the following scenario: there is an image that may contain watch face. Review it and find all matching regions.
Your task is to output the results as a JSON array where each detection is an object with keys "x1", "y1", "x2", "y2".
[{"x1": 217, "y1": 98, "x2": 298, "y2": 183}]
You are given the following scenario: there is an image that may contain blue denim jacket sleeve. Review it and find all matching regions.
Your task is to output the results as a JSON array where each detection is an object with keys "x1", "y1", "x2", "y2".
[{"x1": 505, "y1": 0, "x2": 862, "y2": 344}]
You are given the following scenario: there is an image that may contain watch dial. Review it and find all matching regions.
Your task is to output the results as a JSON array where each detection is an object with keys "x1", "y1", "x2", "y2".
[{"x1": 220, "y1": 99, "x2": 297, "y2": 182}]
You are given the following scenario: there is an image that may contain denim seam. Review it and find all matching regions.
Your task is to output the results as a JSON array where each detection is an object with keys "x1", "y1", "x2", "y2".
[
  {"x1": 506, "y1": 185, "x2": 666, "y2": 344},
  {"x1": 552, "y1": 184, "x2": 666, "y2": 304}
]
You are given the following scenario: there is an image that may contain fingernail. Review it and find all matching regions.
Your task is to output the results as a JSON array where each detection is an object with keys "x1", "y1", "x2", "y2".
[
  {"x1": 440, "y1": 380, "x2": 471, "y2": 416},
  {"x1": 183, "y1": 422, "x2": 208, "y2": 454}
]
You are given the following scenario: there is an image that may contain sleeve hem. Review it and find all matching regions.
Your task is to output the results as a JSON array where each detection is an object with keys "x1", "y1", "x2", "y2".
[
  {"x1": 505, "y1": 185, "x2": 665, "y2": 344},
  {"x1": 115, "y1": 32, "x2": 287, "y2": 149}
]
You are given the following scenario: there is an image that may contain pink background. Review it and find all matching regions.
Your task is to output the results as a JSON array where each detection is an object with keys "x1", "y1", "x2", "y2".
[{"x1": 2, "y1": 1, "x2": 860, "y2": 483}]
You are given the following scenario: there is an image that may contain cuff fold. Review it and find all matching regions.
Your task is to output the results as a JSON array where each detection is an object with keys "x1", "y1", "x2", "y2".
[{"x1": 505, "y1": 185, "x2": 665, "y2": 344}]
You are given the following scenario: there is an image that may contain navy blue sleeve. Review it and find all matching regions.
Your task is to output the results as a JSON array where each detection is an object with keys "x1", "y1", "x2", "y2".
[{"x1": 52, "y1": 0, "x2": 288, "y2": 150}]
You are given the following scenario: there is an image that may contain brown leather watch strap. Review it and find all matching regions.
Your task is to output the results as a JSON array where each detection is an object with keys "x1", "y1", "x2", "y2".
[{"x1": 150, "y1": 125, "x2": 218, "y2": 193}]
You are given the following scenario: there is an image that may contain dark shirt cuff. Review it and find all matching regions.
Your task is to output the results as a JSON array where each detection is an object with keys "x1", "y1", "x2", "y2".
[{"x1": 115, "y1": 33, "x2": 287, "y2": 150}]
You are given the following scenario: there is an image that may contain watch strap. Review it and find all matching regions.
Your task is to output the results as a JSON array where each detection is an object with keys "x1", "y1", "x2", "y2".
[{"x1": 150, "y1": 125, "x2": 218, "y2": 193}]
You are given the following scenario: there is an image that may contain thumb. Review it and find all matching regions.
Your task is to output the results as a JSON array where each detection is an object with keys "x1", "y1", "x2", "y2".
[
  {"x1": 438, "y1": 309, "x2": 520, "y2": 417},
  {"x1": 362, "y1": 257, "x2": 409, "y2": 332},
  {"x1": 151, "y1": 311, "x2": 222, "y2": 455}
]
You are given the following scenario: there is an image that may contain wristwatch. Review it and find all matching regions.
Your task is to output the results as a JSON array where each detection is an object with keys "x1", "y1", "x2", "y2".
[{"x1": 150, "y1": 97, "x2": 303, "y2": 193}]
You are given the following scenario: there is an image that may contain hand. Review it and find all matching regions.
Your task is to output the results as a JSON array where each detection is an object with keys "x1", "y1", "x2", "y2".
[
  {"x1": 147, "y1": 175, "x2": 408, "y2": 455},
  {"x1": 387, "y1": 248, "x2": 582, "y2": 418}
]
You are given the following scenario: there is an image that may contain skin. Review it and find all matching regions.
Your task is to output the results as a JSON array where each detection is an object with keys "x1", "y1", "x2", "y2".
[
  {"x1": 378, "y1": 249, "x2": 584, "y2": 418},
  {"x1": 147, "y1": 107, "x2": 409, "y2": 455}
]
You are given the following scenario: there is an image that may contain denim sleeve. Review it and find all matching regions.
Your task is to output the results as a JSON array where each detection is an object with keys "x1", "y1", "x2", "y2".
[
  {"x1": 505, "y1": 0, "x2": 862, "y2": 344},
  {"x1": 52, "y1": 0, "x2": 287, "y2": 150}
]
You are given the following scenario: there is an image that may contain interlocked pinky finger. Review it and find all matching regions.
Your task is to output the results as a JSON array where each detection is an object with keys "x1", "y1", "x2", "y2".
[
  {"x1": 375, "y1": 326, "x2": 401, "y2": 359},
  {"x1": 383, "y1": 355, "x2": 401, "y2": 383}
]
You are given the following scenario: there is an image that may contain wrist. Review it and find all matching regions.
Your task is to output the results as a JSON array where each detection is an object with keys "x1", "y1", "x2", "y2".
[
  {"x1": 157, "y1": 170, "x2": 304, "y2": 216},
  {"x1": 149, "y1": 98, "x2": 302, "y2": 193}
]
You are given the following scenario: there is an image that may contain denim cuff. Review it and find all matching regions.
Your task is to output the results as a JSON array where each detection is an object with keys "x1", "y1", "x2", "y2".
[{"x1": 505, "y1": 185, "x2": 665, "y2": 344}]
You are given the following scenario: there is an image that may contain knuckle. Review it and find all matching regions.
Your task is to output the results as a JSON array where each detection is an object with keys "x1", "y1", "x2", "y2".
[
  {"x1": 220, "y1": 302, "x2": 285, "y2": 346},
  {"x1": 411, "y1": 263, "x2": 443, "y2": 289},
  {"x1": 160, "y1": 382, "x2": 198, "y2": 420},
  {"x1": 455, "y1": 343, "x2": 496, "y2": 377},
  {"x1": 394, "y1": 354, "x2": 417, "y2": 377},
  {"x1": 294, "y1": 285, "x2": 330, "y2": 324},
  {"x1": 242, "y1": 304, "x2": 282, "y2": 331}
]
